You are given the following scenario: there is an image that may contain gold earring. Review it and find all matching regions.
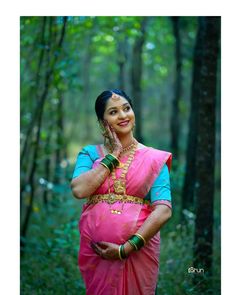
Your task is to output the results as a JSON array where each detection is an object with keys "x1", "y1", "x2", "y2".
[
  {"x1": 99, "y1": 122, "x2": 108, "y2": 137},
  {"x1": 132, "y1": 122, "x2": 136, "y2": 131}
]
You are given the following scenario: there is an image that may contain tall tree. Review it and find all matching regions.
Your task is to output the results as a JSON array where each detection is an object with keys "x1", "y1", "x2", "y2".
[
  {"x1": 193, "y1": 16, "x2": 220, "y2": 283},
  {"x1": 170, "y1": 16, "x2": 182, "y2": 159},
  {"x1": 181, "y1": 18, "x2": 203, "y2": 212},
  {"x1": 20, "y1": 18, "x2": 47, "y2": 201},
  {"x1": 21, "y1": 17, "x2": 68, "y2": 247},
  {"x1": 130, "y1": 17, "x2": 148, "y2": 143},
  {"x1": 117, "y1": 33, "x2": 128, "y2": 90},
  {"x1": 82, "y1": 21, "x2": 95, "y2": 142}
]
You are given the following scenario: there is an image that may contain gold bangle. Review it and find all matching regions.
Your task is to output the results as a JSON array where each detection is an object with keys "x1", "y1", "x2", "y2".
[
  {"x1": 134, "y1": 233, "x2": 146, "y2": 245},
  {"x1": 100, "y1": 161, "x2": 110, "y2": 172}
]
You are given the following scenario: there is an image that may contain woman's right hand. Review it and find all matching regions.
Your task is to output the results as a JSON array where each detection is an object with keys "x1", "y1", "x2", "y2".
[{"x1": 103, "y1": 120, "x2": 123, "y2": 157}]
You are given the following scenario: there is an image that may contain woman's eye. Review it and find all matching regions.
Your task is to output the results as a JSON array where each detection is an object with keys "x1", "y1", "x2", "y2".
[
  {"x1": 110, "y1": 110, "x2": 117, "y2": 115},
  {"x1": 124, "y1": 106, "x2": 130, "y2": 111}
]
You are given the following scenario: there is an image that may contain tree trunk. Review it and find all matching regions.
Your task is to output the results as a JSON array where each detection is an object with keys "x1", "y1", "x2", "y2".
[
  {"x1": 130, "y1": 18, "x2": 148, "y2": 143},
  {"x1": 20, "y1": 17, "x2": 52, "y2": 211},
  {"x1": 53, "y1": 92, "x2": 66, "y2": 184},
  {"x1": 170, "y1": 16, "x2": 182, "y2": 159},
  {"x1": 43, "y1": 125, "x2": 52, "y2": 208},
  {"x1": 181, "y1": 18, "x2": 204, "y2": 212},
  {"x1": 117, "y1": 37, "x2": 128, "y2": 90},
  {"x1": 20, "y1": 17, "x2": 47, "y2": 177},
  {"x1": 21, "y1": 17, "x2": 68, "y2": 249},
  {"x1": 193, "y1": 16, "x2": 220, "y2": 285},
  {"x1": 82, "y1": 33, "x2": 93, "y2": 142}
]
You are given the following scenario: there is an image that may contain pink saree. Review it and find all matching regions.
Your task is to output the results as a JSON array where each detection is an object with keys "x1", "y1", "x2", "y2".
[{"x1": 78, "y1": 146, "x2": 172, "y2": 295}]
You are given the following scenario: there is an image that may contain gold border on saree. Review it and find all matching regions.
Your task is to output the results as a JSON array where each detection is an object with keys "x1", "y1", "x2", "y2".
[{"x1": 87, "y1": 194, "x2": 150, "y2": 205}]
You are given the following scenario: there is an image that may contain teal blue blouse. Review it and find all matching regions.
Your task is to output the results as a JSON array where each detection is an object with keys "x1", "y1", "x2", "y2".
[{"x1": 72, "y1": 145, "x2": 172, "y2": 206}]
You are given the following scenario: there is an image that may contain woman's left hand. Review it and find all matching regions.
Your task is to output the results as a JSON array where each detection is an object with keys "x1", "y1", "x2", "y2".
[{"x1": 91, "y1": 241, "x2": 120, "y2": 260}]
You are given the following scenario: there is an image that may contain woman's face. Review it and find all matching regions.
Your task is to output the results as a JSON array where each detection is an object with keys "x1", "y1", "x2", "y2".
[{"x1": 103, "y1": 94, "x2": 135, "y2": 135}]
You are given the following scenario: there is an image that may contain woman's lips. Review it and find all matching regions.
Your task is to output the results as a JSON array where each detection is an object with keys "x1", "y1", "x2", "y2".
[{"x1": 117, "y1": 120, "x2": 130, "y2": 127}]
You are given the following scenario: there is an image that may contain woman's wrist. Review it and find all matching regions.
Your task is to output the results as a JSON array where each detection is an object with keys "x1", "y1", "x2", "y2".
[
  {"x1": 112, "y1": 149, "x2": 121, "y2": 158},
  {"x1": 123, "y1": 241, "x2": 135, "y2": 256}
]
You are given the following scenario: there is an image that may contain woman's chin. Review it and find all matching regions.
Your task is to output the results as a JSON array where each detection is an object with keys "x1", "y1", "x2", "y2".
[{"x1": 114, "y1": 128, "x2": 132, "y2": 135}]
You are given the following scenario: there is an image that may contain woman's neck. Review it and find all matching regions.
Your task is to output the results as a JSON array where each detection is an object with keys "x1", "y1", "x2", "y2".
[{"x1": 117, "y1": 132, "x2": 135, "y2": 148}]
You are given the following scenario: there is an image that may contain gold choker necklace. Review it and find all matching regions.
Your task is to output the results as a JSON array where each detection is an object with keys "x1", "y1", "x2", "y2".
[{"x1": 121, "y1": 139, "x2": 138, "y2": 153}]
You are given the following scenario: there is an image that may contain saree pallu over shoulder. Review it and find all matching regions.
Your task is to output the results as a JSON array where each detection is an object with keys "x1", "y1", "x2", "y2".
[
  {"x1": 78, "y1": 146, "x2": 172, "y2": 295},
  {"x1": 117, "y1": 147, "x2": 172, "y2": 198}
]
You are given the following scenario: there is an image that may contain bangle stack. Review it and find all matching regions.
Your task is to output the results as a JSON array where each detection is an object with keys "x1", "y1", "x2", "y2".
[
  {"x1": 118, "y1": 234, "x2": 146, "y2": 260},
  {"x1": 127, "y1": 233, "x2": 146, "y2": 251},
  {"x1": 100, "y1": 153, "x2": 120, "y2": 173}
]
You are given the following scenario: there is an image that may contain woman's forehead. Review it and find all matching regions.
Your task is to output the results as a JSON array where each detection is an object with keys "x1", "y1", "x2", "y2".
[{"x1": 105, "y1": 95, "x2": 128, "y2": 109}]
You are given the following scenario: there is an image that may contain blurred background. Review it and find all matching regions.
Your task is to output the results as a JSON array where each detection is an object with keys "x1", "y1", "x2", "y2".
[{"x1": 20, "y1": 16, "x2": 221, "y2": 294}]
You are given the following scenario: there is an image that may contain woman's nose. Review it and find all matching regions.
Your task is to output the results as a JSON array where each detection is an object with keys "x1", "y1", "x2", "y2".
[{"x1": 118, "y1": 111, "x2": 127, "y2": 118}]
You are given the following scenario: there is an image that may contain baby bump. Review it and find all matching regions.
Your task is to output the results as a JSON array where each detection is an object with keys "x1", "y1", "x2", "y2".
[{"x1": 79, "y1": 202, "x2": 146, "y2": 244}]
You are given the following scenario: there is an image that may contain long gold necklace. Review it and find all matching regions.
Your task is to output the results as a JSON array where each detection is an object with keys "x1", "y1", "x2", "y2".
[
  {"x1": 112, "y1": 144, "x2": 137, "y2": 195},
  {"x1": 108, "y1": 142, "x2": 138, "y2": 214}
]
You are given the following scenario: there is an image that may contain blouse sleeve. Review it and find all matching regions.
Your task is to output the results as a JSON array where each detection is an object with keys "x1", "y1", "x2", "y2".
[
  {"x1": 72, "y1": 145, "x2": 98, "y2": 179},
  {"x1": 149, "y1": 164, "x2": 172, "y2": 209}
]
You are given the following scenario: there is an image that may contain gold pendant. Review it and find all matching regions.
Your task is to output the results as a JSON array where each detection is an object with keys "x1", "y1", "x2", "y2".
[
  {"x1": 108, "y1": 194, "x2": 116, "y2": 204},
  {"x1": 110, "y1": 209, "x2": 122, "y2": 214},
  {"x1": 117, "y1": 162, "x2": 124, "y2": 168},
  {"x1": 113, "y1": 180, "x2": 126, "y2": 194}
]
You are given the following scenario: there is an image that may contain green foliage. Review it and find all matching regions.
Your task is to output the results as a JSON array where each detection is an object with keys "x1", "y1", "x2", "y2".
[
  {"x1": 20, "y1": 16, "x2": 199, "y2": 154},
  {"x1": 21, "y1": 196, "x2": 86, "y2": 295}
]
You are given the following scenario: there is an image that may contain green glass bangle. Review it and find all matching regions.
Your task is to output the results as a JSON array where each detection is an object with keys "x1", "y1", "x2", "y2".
[
  {"x1": 129, "y1": 235, "x2": 145, "y2": 250},
  {"x1": 103, "y1": 157, "x2": 115, "y2": 170},
  {"x1": 106, "y1": 154, "x2": 120, "y2": 166},
  {"x1": 100, "y1": 157, "x2": 114, "y2": 172},
  {"x1": 109, "y1": 153, "x2": 119, "y2": 162},
  {"x1": 105, "y1": 155, "x2": 119, "y2": 168},
  {"x1": 134, "y1": 233, "x2": 146, "y2": 245},
  {"x1": 120, "y1": 244, "x2": 126, "y2": 259},
  {"x1": 133, "y1": 235, "x2": 145, "y2": 249},
  {"x1": 127, "y1": 239, "x2": 138, "y2": 251}
]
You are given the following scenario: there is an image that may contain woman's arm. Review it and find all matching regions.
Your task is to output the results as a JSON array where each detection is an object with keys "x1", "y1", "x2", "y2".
[
  {"x1": 71, "y1": 164, "x2": 110, "y2": 199},
  {"x1": 71, "y1": 122, "x2": 122, "y2": 199},
  {"x1": 123, "y1": 204, "x2": 172, "y2": 255},
  {"x1": 71, "y1": 146, "x2": 121, "y2": 199}
]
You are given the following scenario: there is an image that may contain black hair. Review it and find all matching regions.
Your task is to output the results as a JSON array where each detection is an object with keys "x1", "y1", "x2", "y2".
[{"x1": 95, "y1": 89, "x2": 133, "y2": 121}]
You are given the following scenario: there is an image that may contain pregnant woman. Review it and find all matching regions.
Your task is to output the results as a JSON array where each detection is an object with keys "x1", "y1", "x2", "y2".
[{"x1": 71, "y1": 89, "x2": 172, "y2": 295}]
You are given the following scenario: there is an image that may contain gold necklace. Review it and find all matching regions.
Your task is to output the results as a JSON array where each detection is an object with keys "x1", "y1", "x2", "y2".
[
  {"x1": 107, "y1": 142, "x2": 137, "y2": 214},
  {"x1": 121, "y1": 139, "x2": 138, "y2": 154}
]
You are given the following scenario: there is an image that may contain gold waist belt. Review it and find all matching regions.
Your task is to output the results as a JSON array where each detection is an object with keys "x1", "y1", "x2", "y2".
[{"x1": 87, "y1": 194, "x2": 150, "y2": 205}]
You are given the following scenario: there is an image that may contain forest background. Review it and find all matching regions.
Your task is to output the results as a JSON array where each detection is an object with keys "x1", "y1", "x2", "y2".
[{"x1": 20, "y1": 16, "x2": 221, "y2": 295}]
